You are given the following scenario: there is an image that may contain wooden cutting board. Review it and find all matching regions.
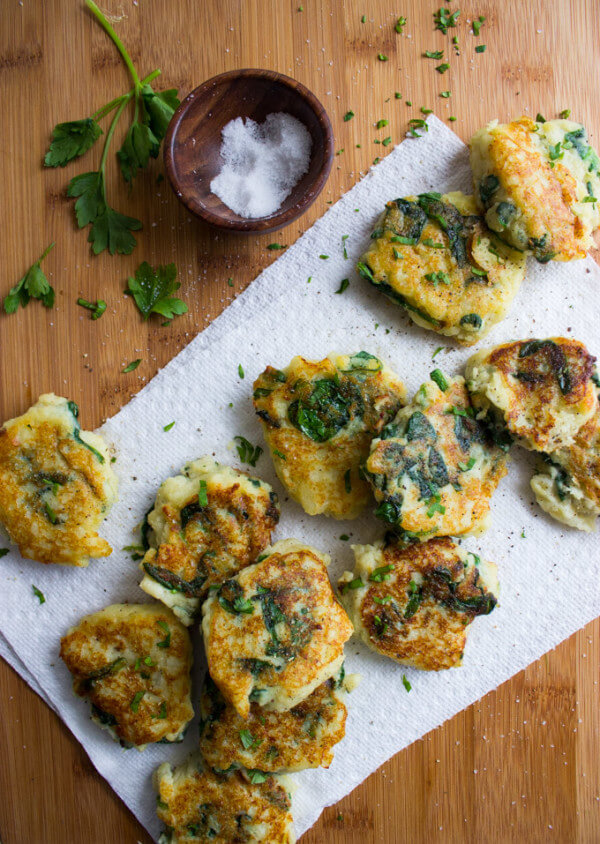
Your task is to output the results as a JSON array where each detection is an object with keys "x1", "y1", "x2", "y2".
[{"x1": 0, "y1": 1, "x2": 599, "y2": 841}]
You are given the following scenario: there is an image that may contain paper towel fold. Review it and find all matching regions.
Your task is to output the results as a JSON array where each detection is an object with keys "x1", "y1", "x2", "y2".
[{"x1": 1, "y1": 116, "x2": 599, "y2": 841}]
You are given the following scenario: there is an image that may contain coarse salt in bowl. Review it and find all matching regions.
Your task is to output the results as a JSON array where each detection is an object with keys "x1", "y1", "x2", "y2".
[{"x1": 164, "y1": 69, "x2": 334, "y2": 234}]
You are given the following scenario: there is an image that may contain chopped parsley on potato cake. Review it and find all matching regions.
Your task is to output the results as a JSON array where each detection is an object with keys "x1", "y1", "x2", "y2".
[
  {"x1": 60, "y1": 603, "x2": 193, "y2": 749},
  {"x1": 154, "y1": 754, "x2": 295, "y2": 844},
  {"x1": 0, "y1": 393, "x2": 117, "y2": 566},
  {"x1": 202, "y1": 538, "x2": 353, "y2": 719},
  {"x1": 253, "y1": 352, "x2": 405, "y2": 519},
  {"x1": 199, "y1": 671, "x2": 351, "y2": 773},
  {"x1": 139, "y1": 458, "x2": 279, "y2": 625},
  {"x1": 339, "y1": 536, "x2": 498, "y2": 670},
  {"x1": 470, "y1": 117, "x2": 600, "y2": 261},
  {"x1": 357, "y1": 192, "x2": 526, "y2": 345},
  {"x1": 365, "y1": 375, "x2": 507, "y2": 543},
  {"x1": 466, "y1": 338, "x2": 598, "y2": 453}
]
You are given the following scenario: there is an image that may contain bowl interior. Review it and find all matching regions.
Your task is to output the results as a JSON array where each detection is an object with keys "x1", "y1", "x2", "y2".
[{"x1": 165, "y1": 71, "x2": 333, "y2": 232}]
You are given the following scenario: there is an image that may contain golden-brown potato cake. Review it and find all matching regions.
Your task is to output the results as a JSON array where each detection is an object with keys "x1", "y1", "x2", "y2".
[
  {"x1": 531, "y1": 404, "x2": 600, "y2": 532},
  {"x1": 364, "y1": 375, "x2": 507, "y2": 543},
  {"x1": 139, "y1": 458, "x2": 279, "y2": 625},
  {"x1": 60, "y1": 603, "x2": 193, "y2": 749},
  {"x1": 199, "y1": 670, "x2": 350, "y2": 773},
  {"x1": 0, "y1": 394, "x2": 117, "y2": 566},
  {"x1": 357, "y1": 192, "x2": 526, "y2": 344},
  {"x1": 253, "y1": 352, "x2": 405, "y2": 519},
  {"x1": 202, "y1": 538, "x2": 353, "y2": 718},
  {"x1": 466, "y1": 338, "x2": 598, "y2": 453},
  {"x1": 154, "y1": 754, "x2": 295, "y2": 844},
  {"x1": 339, "y1": 536, "x2": 498, "y2": 670},
  {"x1": 470, "y1": 117, "x2": 600, "y2": 261}
]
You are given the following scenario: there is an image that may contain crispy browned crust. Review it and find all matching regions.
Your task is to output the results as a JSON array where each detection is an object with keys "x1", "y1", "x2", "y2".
[
  {"x1": 60, "y1": 604, "x2": 193, "y2": 747},
  {"x1": 156, "y1": 759, "x2": 293, "y2": 844},
  {"x1": 199, "y1": 676, "x2": 346, "y2": 772}
]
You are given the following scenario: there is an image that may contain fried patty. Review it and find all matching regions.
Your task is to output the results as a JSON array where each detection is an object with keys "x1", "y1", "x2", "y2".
[
  {"x1": 202, "y1": 538, "x2": 353, "y2": 718},
  {"x1": 0, "y1": 394, "x2": 117, "y2": 566},
  {"x1": 253, "y1": 352, "x2": 405, "y2": 519},
  {"x1": 365, "y1": 375, "x2": 507, "y2": 542},
  {"x1": 139, "y1": 457, "x2": 279, "y2": 625},
  {"x1": 357, "y1": 191, "x2": 526, "y2": 344},
  {"x1": 339, "y1": 536, "x2": 498, "y2": 670},
  {"x1": 470, "y1": 117, "x2": 600, "y2": 261},
  {"x1": 154, "y1": 754, "x2": 295, "y2": 844},
  {"x1": 466, "y1": 338, "x2": 598, "y2": 452},
  {"x1": 60, "y1": 603, "x2": 193, "y2": 749}
]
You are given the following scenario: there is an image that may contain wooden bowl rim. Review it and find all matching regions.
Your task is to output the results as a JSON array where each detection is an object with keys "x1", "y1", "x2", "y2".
[{"x1": 163, "y1": 68, "x2": 334, "y2": 233}]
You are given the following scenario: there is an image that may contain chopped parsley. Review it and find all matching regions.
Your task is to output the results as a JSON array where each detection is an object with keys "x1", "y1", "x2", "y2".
[
  {"x1": 156, "y1": 620, "x2": 171, "y2": 648},
  {"x1": 424, "y1": 271, "x2": 450, "y2": 286},
  {"x1": 340, "y1": 576, "x2": 364, "y2": 593},
  {"x1": 239, "y1": 728, "x2": 261, "y2": 750},
  {"x1": 163, "y1": 421, "x2": 175, "y2": 431},
  {"x1": 432, "y1": 346, "x2": 443, "y2": 360},
  {"x1": 343, "y1": 111, "x2": 355, "y2": 121},
  {"x1": 472, "y1": 16, "x2": 485, "y2": 35},
  {"x1": 458, "y1": 457, "x2": 476, "y2": 472},
  {"x1": 77, "y1": 297, "x2": 107, "y2": 319},
  {"x1": 402, "y1": 674, "x2": 412, "y2": 692},
  {"x1": 376, "y1": 119, "x2": 388, "y2": 129},
  {"x1": 475, "y1": 44, "x2": 486, "y2": 53},
  {"x1": 377, "y1": 53, "x2": 389, "y2": 62},
  {"x1": 238, "y1": 363, "x2": 245, "y2": 379},
  {"x1": 426, "y1": 492, "x2": 446, "y2": 518},
  {"x1": 122, "y1": 359, "x2": 141, "y2": 373},
  {"x1": 430, "y1": 369, "x2": 449, "y2": 391},
  {"x1": 198, "y1": 479, "x2": 208, "y2": 507},
  {"x1": 436, "y1": 63, "x2": 450, "y2": 74},
  {"x1": 267, "y1": 243, "x2": 285, "y2": 250},
  {"x1": 339, "y1": 534, "x2": 350, "y2": 541},
  {"x1": 32, "y1": 585, "x2": 46, "y2": 605},
  {"x1": 369, "y1": 564, "x2": 394, "y2": 583},
  {"x1": 130, "y1": 691, "x2": 145, "y2": 713},
  {"x1": 234, "y1": 436, "x2": 263, "y2": 467},
  {"x1": 424, "y1": 50, "x2": 444, "y2": 59},
  {"x1": 273, "y1": 449, "x2": 286, "y2": 460},
  {"x1": 335, "y1": 278, "x2": 350, "y2": 294},
  {"x1": 440, "y1": 91, "x2": 451, "y2": 98},
  {"x1": 342, "y1": 234, "x2": 349, "y2": 259},
  {"x1": 559, "y1": 109, "x2": 571, "y2": 119},
  {"x1": 319, "y1": 254, "x2": 329, "y2": 260},
  {"x1": 434, "y1": 7, "x2": 460, "y2": 34},
  {"x1": 395, "y1": 15, "x2": 407, "y2": 34},
  {"x1": 408, "y1": 119, "x2": 428, "y2": 137}
]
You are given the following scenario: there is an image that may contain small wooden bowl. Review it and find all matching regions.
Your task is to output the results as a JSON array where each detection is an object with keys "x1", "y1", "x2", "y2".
[{"x1": 164, "y1": 69, "x2": 334, "y2": 234}]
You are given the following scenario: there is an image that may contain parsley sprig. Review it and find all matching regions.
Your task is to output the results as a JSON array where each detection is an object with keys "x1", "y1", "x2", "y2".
[
  {"x1": 127, "y1": 262, "x2": 188, "y2": 321},
  {"x1": 44, "y1": 0, "x2": 180, "y2": 255},
  {"x1": 4, "y1": 242, "x2": 56, "y2": 314}
]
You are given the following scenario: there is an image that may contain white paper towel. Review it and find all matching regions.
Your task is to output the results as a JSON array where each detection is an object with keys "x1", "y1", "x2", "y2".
[{"x1": 1, "y1": 116, "x2": 599, "y2": 841}]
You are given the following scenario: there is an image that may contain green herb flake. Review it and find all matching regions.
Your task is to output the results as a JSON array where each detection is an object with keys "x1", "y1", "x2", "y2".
[
  {"x1": 341, "y1": 577, "x2": 364, "y2": 593},
  {"x1": 377, "y1": 53, "x2": 389, "y2": 62},
  {"x1": 238, "y1": 363, "x2": 245, "y2": 379},
  {"x1": 402, "y1": 674, "x2": 412, "y2": 692},
  {"x1": 458, "y1": 457, "x2": 476, "y2": 472},
  {"x1": 130, "y1": 691, "x2": 145, "y2": 713},
  {"x1": 163, "y1": 421, "x2": 175, "y2": 432},
  {"x1": 267, "y1": 243, "x2": 285, "y2": 250},
  {"x1": 234, "y1": 436, "x2": 263, "y2": 467},
  {"x1": 424, "y1": 271, "x2": 450, "y2": 286},
  {"x1": 239, "y1": 728, "x2": 261, "y2": 750},
  {"x1": 440, "y1": 91, "x2": 451, "y2": 98},
  {"x1": 342, "y1": 234, "x2": 349, "y2": 259},
  {"x1": 536, "y1": 113, "x2": 546, "y2": 123},
  {"x1": 521, "y1": 529, "x2": 526, "y2": 539},
  {"x1": 361, "y1": 14, "x2": 366, "y2": 23},
  {"x1": 395, "y1": 91, "x2": 402, "y2": 99},
  {"x1": 4, "y1": 243, "x2": 56, "y2": 314},
  {"x1": 423, "y1": 238, "x2": 445, "y2": 249},
  {"x1": 449, "y1": 116, "x2": 457, "y2": 122},
  {"x1": 436, "y1": 63, "x2": 450, "y2": 74},
  {"x1": 374, "y1": 595, "x2": 392, "y2": 605},
  {"x1": 335, "y1": 278, "x2": 350, "y2": 294},
  {"x1": 475, "y1": 44, "x2": 486, "y2": 53},
  {"x1": 382, "y1": 136, "x2": 392, "y2": 147},
  {"x1": 424, "y1": 50, "x2": 444, "y2": 59},
  {"x1": 77, "y1": 297, "x2": 107, "y2": 319},
  {"x1": 432, "y1": 346, "x2": 444, "y2": 360},
  {"x1": 339, "y1": 534, "x2": 350, "y2": 541},
  {"x1": 420, "y1": 108, "x2": 433, "y2": 115},
  {"x1": 198, "y1": 479, "x2": 208, "y2": 508},
  {"x1": 559, "y1": 109, "x2": 571, "y2": 119},
  {"x1": 32, "y1": 585, "x2": 46, "y2": 605},
  {"x1": 373, "y1": 157, "x2": 380, "y2": 165},
  {"x1": 227, "y1": 277, "x2": 234, "y2": 287},
  {"x1": 472, "y1": 16, "x2": 485, "y2": 36},
  {"x1": 430, "y1": 369, "x2": 449, "y2": 391},
  {"x1": 156, "y1": 620, "x2": 171, "y2": 648},
  {"x1": 434, "y1": 6, "x2": 460, "y2": 34},
  {"x1": 343, "y1": 111, "x2": 355, "y2": 121},
  {"x1": 369, "y1": 564, "x2": 394, "y2": 583},
  {"x1": 376, "y1": 119, "x2": 389, "y2": 129},
  {"x1": 395, "y1": 15, "x2": 407, "y2": 34},
  {"x1": 122, "y1": 359, "x2": 141, "y2": 373}
]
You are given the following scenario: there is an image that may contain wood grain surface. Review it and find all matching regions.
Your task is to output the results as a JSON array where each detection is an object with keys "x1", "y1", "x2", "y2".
[{"x1": 1, "y1": 1, "x2": 599, "y2": 841}]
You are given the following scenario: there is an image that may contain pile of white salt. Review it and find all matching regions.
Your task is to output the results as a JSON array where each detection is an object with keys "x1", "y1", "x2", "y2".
[{"x1": 210, "y1": 112, "x2": 313, "y2": 218}]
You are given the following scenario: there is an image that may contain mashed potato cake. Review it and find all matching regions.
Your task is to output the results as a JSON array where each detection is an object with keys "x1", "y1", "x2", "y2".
[
  {"x1": 470, "y1": 117, "x2": 600, "y2": 261},
  {"x1": 253, "y1": 352, "x2": 405, "y2": 519},
  {"x1": 154, "y1": 754, "x2": 295, "y2": 844},
  {"x1": 364, "y1": 375, "x2": 507, "y2": 543},
  {"x1": 139, "y1": 458, "x2": 279, "y2": 625},
  {"x1": 530, "y1": 404, "x2": 600, "y2": 532},
  {"x1": 202, "y1": 538, "x2": 353, "y2": 718},
  {"x1": 60, "y1": 603, "x2": 193, "y2": 749},
  {"x1": 466, "y1": 338, "x2": 598, "y2": 453},
  {"x1": 357, "y1": 191, "x2": 526, "y2": 344},
  {"x1": 0, "y1": 394, "x2": 117, "y2": 566},
  {"x1": 339, "y1": 536, "x2": 498, "y2": 670},
  {"x1": 199, "y1": 669, "x2": 352, "y2": 773}
]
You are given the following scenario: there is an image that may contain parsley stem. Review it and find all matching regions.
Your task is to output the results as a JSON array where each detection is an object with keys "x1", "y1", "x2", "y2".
[
  {"x1": 92, "y1": 93, "x2": 128, "y2": 122},
  {"x1": 99, "y1": 96, "x2": 130, "y2": 179},
  {"x1": 36, "y1": 241, "x2": 56, "y2": 265},
  {"x1": 85, "y1": 0, "x2": 141, "y2": 90}
]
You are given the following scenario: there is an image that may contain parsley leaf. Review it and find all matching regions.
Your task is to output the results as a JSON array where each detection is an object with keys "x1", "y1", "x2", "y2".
[
  {"x1": 4, "y1": 242, "x2": 56, "y2": 314},
  {"x1": 77, "y1": 297, "x2": 107, "y2": 319},
  {"x1": 32, "y1": 585, "x2": 46, "y2": 605},
  {"x1": 234, "y1": 436, "x2": 263, "y2": 467},
  {"x1": 44, "y1": 118, "x2": 102, "y2": 167},
  {"x1": 127, "y1": 262, "x2": 188, "y2": 321},
  {"x1": 122, "y1": 359, "x2": 141, "y2": 373},
  {"x1": 67, "y1": 171, "x2": 142, "y2": 255}
]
